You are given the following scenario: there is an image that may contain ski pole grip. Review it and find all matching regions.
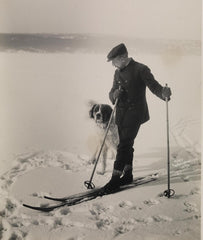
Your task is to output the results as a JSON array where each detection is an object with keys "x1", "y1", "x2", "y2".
[
  {"x1": 115, "y1": 85, "x2": 122, "y2": 102},
  {"x1": 165, "y1": 83, "x2": 168, "y2": 101}
]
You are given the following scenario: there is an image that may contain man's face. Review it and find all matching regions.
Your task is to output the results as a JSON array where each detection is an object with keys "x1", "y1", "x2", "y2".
[{"x1": 111, "y1": 56, "x2": 124, "y2": 69}]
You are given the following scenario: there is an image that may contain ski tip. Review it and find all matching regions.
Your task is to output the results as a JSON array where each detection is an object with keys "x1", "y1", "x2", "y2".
[
  {"x1": 23, "y1": 203, "x2": 40, "y2": 210},
  {"x1": 152, "y1": 173, "x2": 159, "y2": 178},
  {"x1": 23, "y1": 203, "x2": 53, "y2": 212},
  {"x1": 44, "y1": 195, "x2": 54, "y2": 200},
  {"x1": 23, "y1": 203, "x2": 32, "y2": 208}
]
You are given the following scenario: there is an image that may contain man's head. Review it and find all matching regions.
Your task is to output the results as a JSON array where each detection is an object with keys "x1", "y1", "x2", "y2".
[{"x1": 107, "y1": 43, "x2": 129, "y2": 69}]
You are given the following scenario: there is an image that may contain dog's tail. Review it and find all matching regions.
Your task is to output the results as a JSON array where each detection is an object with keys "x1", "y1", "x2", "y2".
[{"x1": 87, "y1": 100, "x2": 97, "y2": 108}]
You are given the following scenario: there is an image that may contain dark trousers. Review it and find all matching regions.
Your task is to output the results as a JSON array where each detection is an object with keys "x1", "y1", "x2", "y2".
[{"x1": 114, "y1": 122, "x2": 141, "y2": 172}]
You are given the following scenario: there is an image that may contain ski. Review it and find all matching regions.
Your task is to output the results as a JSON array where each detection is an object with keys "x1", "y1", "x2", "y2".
[
  {"x1": 23, "y1": 173, "x2": 158, "y2": 212},
  {"x1": 44, "y1": 187, "x2": 102, "y2": 202},
  {"x1": 43, "y1": 173, "x2": 158, "y2": 202},
  {"x1": 23, "y1": 202, "x2": 68, "y2": 212},
  {"x1": 23, "y1": 194, "x2": 98, "y2": 212}
]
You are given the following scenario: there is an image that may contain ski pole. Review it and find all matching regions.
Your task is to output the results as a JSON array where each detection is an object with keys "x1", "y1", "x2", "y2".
[
  {"x1": 163, "y1": 84, "x2": 175, "y2": 198},
  {"x1": 84, "y1": 88, "x2": 120, "y2": 189}
]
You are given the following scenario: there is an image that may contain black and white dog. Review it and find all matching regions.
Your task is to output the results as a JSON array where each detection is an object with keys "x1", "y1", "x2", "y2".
[{"x1": 89, "y1": 103, "x2": 118, "y2": 175}]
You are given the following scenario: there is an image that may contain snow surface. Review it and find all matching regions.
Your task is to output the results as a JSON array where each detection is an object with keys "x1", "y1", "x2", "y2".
[{"x1": 0, "y1": 147, "x2": 201, "y2": 240}]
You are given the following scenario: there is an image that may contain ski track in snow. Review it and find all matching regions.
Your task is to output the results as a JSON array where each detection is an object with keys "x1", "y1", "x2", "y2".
[{"x1": 0, "y1": 148, "x2": 201, "y2": 240}]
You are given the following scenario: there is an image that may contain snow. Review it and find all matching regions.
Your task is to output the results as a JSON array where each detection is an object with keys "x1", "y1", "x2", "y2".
[
  {"x1": 0, "y1": 147, "x2": 200, "y2": 240},
  {"x1": 0, "y1": 49, "x2": 201, "y2": 239}
]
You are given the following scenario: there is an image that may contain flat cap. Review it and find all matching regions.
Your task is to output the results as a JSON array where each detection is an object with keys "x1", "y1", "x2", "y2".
[{"x1": 107, "y1": 43, "x2": 128, "y2": 62}]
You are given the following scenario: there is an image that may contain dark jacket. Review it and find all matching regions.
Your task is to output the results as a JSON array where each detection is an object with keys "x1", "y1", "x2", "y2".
[{"x1": 109, "y1": 59, "x2": 165, "y2": 127}]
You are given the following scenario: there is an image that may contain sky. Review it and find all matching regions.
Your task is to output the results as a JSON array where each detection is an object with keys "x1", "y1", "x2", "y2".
[{"x1": 0, "y1": 0, "x2": 202, "y2": 40}]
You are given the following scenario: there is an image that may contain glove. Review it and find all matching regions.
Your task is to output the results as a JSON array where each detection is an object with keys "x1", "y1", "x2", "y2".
[
  {"x1": 113, "y1": 88, "x2": 124, "y2": 101},
  {"x1": 162, "y1": 86, "x2": 172, "y2": 100}
]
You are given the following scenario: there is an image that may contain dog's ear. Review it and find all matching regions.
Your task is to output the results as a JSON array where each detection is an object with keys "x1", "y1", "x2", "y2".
[
  {"x1": 103, "y1": 105, "x2": 113, "y2": 123},
  {"x1": 89, "y1": 104, "x2": 96, "y2": 118},
  {"x1": 87, "y1": 100, "x2": 97, "y2": 107}
]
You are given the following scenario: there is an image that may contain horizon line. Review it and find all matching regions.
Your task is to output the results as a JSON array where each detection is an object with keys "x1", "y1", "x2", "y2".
[{"x1": 0, "y1": 32, "x2": 200, "y2": 42}]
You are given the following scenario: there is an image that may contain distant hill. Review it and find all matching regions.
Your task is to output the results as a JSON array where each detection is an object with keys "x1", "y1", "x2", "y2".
[{"x1": 0, "y1": 33, "x2": 200, "y2": 55}]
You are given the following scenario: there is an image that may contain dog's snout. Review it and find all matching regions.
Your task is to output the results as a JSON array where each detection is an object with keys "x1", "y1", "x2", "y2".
[{"x1": 96, "y1": 113, "x2": 101, "y2": 119}]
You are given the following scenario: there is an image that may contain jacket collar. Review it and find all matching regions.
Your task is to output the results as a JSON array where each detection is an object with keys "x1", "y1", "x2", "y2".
[{"x1": 119, "y1": 58, "x2": 133, "y2": 71}]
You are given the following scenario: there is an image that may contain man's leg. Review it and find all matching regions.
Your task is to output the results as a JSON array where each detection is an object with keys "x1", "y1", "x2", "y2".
[
  {"x1": 103, "y1": 122, "x2": 140, "y2": 192},
  {"x1": 116, "y1": 123, "x2": 141, "y2": 185}
]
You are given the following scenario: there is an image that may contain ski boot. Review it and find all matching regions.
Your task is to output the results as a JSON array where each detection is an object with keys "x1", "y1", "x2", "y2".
[
  {"x1": 120, "y1": 165, "x2": 133, "y2": 186},
  {"x1": 101, "y1": 170, "x2": 122, "y2": 194}
]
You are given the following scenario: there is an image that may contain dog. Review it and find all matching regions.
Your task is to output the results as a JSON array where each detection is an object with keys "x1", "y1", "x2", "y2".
[{"x1": 88, "y1": 102, "x2": 118, "y2": 175}]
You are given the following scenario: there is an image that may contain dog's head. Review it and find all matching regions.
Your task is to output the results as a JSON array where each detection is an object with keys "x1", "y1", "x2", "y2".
[{"x1": 89, "y1": 104, "x2": 113, "y2": 126}]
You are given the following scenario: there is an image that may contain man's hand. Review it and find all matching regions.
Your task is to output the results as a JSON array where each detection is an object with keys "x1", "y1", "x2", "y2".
[
  {"x1": 162, "y1": 86, "x2": 172, "y2": 100},
  {"x1": 113, "y1": 88, "x2": 124, "y2": 101}
]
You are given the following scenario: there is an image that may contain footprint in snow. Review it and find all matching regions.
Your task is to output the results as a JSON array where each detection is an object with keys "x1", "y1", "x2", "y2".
[
  {"x1": 143, "y1": 198, "x2": 160, "y2": 206},
  {"x1": 8, "y1": 232, "x2": 25, "y2": 240},
  {"x1": 114, "y1": 219, "x2": 136, "y2": 237},
  {"x1": 96, "y1": 217, "x2": 115, "y2": 230},
  {"x1": 59, "y1": 207, "x2": 71, "y2": 215},
  {"x1": 181, "y1": 176, "x2": 190, "y2": 182},
  {"x1": 5, "y1": 199, "x2": 18, "y2": 214},
  {"x1": 62, "y1": 163, "x2": 71, "y2": 170},
  {"x1": 135, "y1": 215, "x2": 172, "y2": 224},
  {"x1": 118, "y1": 200, "x2": 142, "y2": 210},
  {"x1": 184, "y1": 202, "x2": 198, "y2": 213},
  {"x1": 173, "y1": 230, "x2": 182, "y2": 236},
  {"x1": 89, "y1": 203, "x2": 117, "y2": 229},
  {"x1": 152, "y1": 215, "x2": 173, "y2": 222},
  {"x1": 39, "y1": 217, "x2": 63, "y2": 230},
  {"x1": 31, "y1": 191, "x2": 51, "y2": 198},
  {"x1": 118, "y1": 201, "x2": 133, "y2": 208},
  {"x1": 31, "y1": 219, "x2": 39, "y2": 225},
  {"x1": 190, "y1": 187, "x2": 200, "y2": 195},
  {"x1": 89, "y1": 203, "x2": 110, "y2": 216}
]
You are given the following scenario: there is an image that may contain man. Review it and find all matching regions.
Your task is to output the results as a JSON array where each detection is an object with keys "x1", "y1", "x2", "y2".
[{"x1": 102, "y1": 43, "x2": 171, "y2": 193}]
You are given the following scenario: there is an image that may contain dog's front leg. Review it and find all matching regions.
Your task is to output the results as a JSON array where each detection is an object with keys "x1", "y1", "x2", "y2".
[
  {"x1": 88, "y1": 145, "x2": 99, "y2": 165},
  {"x1": 97, "y1": 144, "x2": 107, "y2": 175},
  {"x1": 110, "y1": 147, "x2": 116, "y2": 160}
]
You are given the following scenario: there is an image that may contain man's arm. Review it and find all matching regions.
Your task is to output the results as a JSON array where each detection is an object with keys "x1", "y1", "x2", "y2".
[
  {"x1": 140, "y1": 66, "x2": 171, "y2": 100},
  {"x1": 109, "y1": 70, "x2": 119, "y2": 104}
]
